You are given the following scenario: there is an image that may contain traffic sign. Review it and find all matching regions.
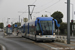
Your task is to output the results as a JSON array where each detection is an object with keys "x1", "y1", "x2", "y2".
[
  {"x1": 8, "y1": 24, "x2": 11, "y2": 27},
  {"x1": 23, "y1": 18, "x2": 28, "y2": 22},
  {"x1": 14, "y1": 24, "x2": 17, "y2": 27}
]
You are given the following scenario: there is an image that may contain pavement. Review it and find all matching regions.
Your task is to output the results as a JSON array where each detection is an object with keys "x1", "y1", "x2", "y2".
[{"x1": 56, "y1": 35, "x2": 75, "y2": 38}]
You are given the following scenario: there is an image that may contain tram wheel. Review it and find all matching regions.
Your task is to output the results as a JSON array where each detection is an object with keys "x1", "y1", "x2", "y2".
[{"x1": 52, "y1": 40, "x2": 55, "y2": 42}]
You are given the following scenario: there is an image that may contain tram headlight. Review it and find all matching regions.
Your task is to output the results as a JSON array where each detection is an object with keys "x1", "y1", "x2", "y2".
[
  {"x1": 53, "y1": 33, "x2": 55, "y2": 36},
  {"x1": 39, "y1": 33, "x2": 41, "y2": 35}
]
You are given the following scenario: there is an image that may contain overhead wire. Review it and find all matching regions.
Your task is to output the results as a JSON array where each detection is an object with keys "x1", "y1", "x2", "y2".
[
  {"x1": 32, "y1": 0, "x2": 37, "y2": 5},
  {"x1": 19, "y1": 0, "x2": 37, "y2": 16},
  {"x1": 40, "y1": 0, "x2": 60, "y2": 12},
  {"x1": 33, "y1": 0, "x2": 60, "y2": 16},
  {"x1": 34, "y1": 0, "x2": 54, "y2": 10},
  {"x1": 32, "y1": 0, "x2": 54, "y2": 17}
]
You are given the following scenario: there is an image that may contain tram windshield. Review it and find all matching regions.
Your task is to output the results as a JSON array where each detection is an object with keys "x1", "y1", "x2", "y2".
[{"x1": 40, "y1": 21, "x2": 55, "y2": 31}]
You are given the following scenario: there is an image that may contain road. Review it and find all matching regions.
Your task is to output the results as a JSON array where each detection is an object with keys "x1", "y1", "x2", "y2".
[
  {"x1": 0, "y1": 32, "x2": 46, "y2": 50},
  {"x1": 0, "y1": 32, "x2": 75, "y2": 50}
]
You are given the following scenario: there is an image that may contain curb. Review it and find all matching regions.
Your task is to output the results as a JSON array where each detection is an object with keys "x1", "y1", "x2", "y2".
[{"x1": 0, "y1": 44, "x2": 6, "y2": 50}]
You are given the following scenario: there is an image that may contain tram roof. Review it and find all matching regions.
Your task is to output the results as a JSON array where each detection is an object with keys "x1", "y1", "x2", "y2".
[
  {"x1": 28, "y1": 17, "x2": 53, "y2": 22},
  {"x1": 36, "y1": 17, "x2": 53, "y2": 21},
  {"x1": 22, "y1": 17, "x2": 54, "y2": 25}
]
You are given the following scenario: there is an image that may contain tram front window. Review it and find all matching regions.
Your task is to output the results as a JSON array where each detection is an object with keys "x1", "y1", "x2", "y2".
[
  {"x1": 40, "y1": 21, "x2": 54, "y2": 35},
  {"x1": 40, "y1": 21, "x2": 52, "y2": 31},
  {"x1": 36, "y1": 21, "x2": 55, "y2": 35}
]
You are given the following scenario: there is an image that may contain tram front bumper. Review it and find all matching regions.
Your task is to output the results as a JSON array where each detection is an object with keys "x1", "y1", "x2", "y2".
[
  {"x1": 38, "y1": 38, "x2": 55, "y2": 40},
  {"x1": 36, "y1": 37, "x2": 55, "y2": 41},
  {"x1": 36, "y1": 35, "x2": 56, "y2": 41}
]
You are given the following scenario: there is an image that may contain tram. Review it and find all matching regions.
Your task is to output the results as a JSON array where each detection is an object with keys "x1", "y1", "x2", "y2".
[
  {"x1": 19, "y1": 25, "x2": 25, "y2": 37},
  {"x1": 22, "y1": 17, "x2": 60, "y2": 42}
]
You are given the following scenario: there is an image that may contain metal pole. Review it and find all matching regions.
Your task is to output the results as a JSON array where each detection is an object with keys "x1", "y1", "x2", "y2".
[
  {"x1": 28, "y1": 5, "x2": 30, "y2": 21},
  {"x1": 21, "y1": 19, "x2": 22, "y2": 26},
  {"x1": 19, "y1": 15, "x2": 20, "y2": 23},
  {"x1": 28, "y1": 5, "x2": 35, "y2": 20},
  {"x1": 7, "y1": 18, "x2": 10, "y2": 25},
  {"x1": 58, "y1": 27, "x2": 59, "y2": 35},
  {"x1": 67, "y1": 0, "x2": 70, "y2": 44},
  {"x1": 72, "y1": 25, "x2": 73, "y2": 36},
  {"x1": 72, "y1": 4, "x2": 73, "y2": 20},
  {"x1": 7, "y1": 19, "x2": 8, "y2": 25},
  {"x1": 72, "y1": 4, "x2": 74, "y2": 37}
]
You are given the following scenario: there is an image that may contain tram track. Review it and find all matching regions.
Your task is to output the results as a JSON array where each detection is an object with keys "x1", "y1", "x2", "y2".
[
  {"x1": 21, "y1": 38, "x2": 75, "y2": 50},
  {"x1": 35, "y1": 41, "x2": 75, "y2": 50},
  {"x1": 39, "y1": 42, "x2": 75, "y2": 50}
]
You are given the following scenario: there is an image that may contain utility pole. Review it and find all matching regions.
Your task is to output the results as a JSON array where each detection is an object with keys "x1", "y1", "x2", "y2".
[
  {"x1": 28, "y1": 5, "x2": 35, "y2": 20},
  {"x1": 7, "y1": 18, "x2": 10, "y2": 25},
  {"x1": 21, "y1": 19, "x2": 22, "y2": 26},
  {"x1": 67, "y1": 0, "x2": 70, "y2": 44},
  {"x1": 19, "y1": 15, "x2": 20, "y2": 23},
  {"x1": 65, "y1": 2, "x2": 74, "y2": 37}
]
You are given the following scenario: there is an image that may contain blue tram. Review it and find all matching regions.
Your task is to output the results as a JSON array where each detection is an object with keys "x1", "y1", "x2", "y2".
[{"x1": 22, "y1": 17, "x2": 60, "y2": 42}]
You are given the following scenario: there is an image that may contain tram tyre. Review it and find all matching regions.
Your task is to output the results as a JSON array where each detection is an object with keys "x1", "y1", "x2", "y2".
[
  {"x1": 52, "y1": 40, "x2": 55, "y2": 42},
  {"x1": 22, "y1": 36, "x2": 23, "y2": 37}
]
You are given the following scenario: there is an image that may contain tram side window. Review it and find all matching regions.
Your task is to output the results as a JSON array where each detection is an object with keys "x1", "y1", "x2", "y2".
[
  {"x1": 53, "y1": 22, "x2": 55, "y2": 31},
  {"x1": 29, "y1": 26, "x2": 31, "y2": 34},
  {"x1": 29, "y1": 25, "x2": 35, "y2": 35},
  {"x1": 25, "y1": 26, "x2": 28, "y2": 34},
  {"x1": 36, "y1": 23, "x2": 40, "y2": 31}
]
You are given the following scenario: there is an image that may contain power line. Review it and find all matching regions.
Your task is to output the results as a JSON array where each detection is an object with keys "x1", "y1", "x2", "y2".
[
  {"x1": 34, "y1": 0, "x2": 54, "y2": 10},
  {"x1": 19, "y1": 0, "x2": 53, "y2": 17},
  {"x1": 32, "y1": 0, "x2": 37, "y2": 5},
  {"x1": 39, "y1": 0, "x2": 60, "y2": 12},
  {"x1": 33, "y1": 0, "x2": 60, "y2": 16},
  {"x1": 19, "y1": 0, "x2": 37, "y2": 13}
]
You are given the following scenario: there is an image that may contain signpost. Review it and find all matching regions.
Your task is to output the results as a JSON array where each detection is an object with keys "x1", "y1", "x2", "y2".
[
  {"x1": 23, "y1": 18, "x2": 28, "y2": 22},
  {"x1": 6, "y1": 24, "x2": 12, "y2": 35}
]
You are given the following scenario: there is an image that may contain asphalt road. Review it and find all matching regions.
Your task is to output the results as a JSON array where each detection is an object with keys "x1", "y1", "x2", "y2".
[{"x1": 0, "y1": 32, "x2": 46, "y2": 50}]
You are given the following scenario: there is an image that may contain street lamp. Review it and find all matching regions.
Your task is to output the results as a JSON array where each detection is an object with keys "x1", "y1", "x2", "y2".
[
  {"x1": 45, "y1": 11, "x2": 51, "y2": 17},
  {"x1": 65, "y1": 2, "x2": 74, "y2": 20},
  {"x1": 7, "y1": 18, "x2": 10, "y2": 25}
]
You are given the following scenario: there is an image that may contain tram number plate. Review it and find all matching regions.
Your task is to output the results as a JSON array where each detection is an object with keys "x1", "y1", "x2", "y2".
[{"x1": 46, "y1": 36, "x2": 50, "y2": 37}]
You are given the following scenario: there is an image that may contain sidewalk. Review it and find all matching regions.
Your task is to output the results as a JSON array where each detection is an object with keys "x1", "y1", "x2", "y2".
[
  {"x1": 4, "y1": 32, "x2": 22, "y2": 38},
  {"x1": 56, "y1": 35, "x2": 75, "y2": 39},
  {"x1": 70, "y1": 36, "x2": 75, "y2": 39}
]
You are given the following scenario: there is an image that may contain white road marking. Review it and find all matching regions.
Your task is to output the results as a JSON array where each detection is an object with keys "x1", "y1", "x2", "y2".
[
  {"x1": 0, "y1": 44, "x2": 6, "y2": 50},
  {"x1": 40, "y1": 43, "x2": 59, "y2": 50}
]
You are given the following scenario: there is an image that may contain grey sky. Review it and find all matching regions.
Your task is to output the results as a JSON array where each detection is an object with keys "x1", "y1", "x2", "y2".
[{"x1": 0, "y1": 0, "x2": 75, "y2": 26}]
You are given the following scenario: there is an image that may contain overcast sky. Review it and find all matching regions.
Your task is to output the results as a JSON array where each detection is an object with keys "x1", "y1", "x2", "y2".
[{"x1": 0, "y1": 0, "x2": 75, "y2": 26}]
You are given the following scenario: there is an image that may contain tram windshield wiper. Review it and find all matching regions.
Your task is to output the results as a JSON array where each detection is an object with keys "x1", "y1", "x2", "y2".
[
  {"x1": 47, "y1": 21, "x2": 50, "y2": 31},
  {"x1": 44, "y1": 25, "x2": 46, "y2": 30}
]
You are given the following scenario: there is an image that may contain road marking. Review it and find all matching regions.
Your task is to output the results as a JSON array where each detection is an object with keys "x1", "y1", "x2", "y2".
[
  {"x1": 0, "y1": 44, "x2": 6, "y2": 50},
  {"x1": 40, "y1": 43, "x2": 59, "y2": 50},
  {"x1": 55, "y1": 42, "x2": 75, "y2": 48}
]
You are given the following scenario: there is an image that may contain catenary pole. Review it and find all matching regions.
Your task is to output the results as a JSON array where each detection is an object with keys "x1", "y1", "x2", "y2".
[{"x1": 67, "y1": 0, "x2": 70, "y2": 44}]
